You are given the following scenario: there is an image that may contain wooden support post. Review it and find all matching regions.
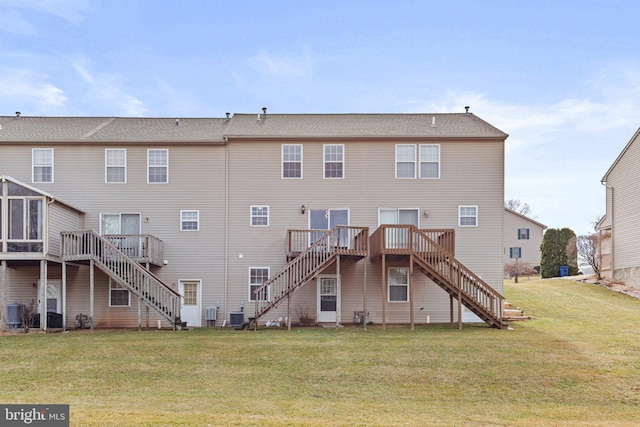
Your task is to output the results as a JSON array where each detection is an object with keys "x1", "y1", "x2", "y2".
[
  {"x1": 1, "y1": 260, "x2": 6, "y2": 331},
  {"x1": 41, "y1": 260, "x2": 47, "y2": 332},
  {"x1": 382, "y1": 255, "x2": 386, "y2": 331},
  {"x1": 457, "y1": 289, "x2": 462, "y2": 330},
  {"x1": 363, "y1": 250, "x2": 368, "y2": 331},
  {"x1": 409, "y1": 254, "x2": 414, "y2": 330},
  {"x1": 336, "y1": 255, "x2": 341, "y2": 327},
  {"x1": 90, "y1": 259, "x2": 94, "y2": 333},
  {"x1": 62, "y1": 261, "x2": 67, "y2": 331},
  {"x1": 450, "y1": 294, "x2": 454, "y2": 328},
  {"x1": 287, "y1": 293, "x2": 291, "y2": 331}
]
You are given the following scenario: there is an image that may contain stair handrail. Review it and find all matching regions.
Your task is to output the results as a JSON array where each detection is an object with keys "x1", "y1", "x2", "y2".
[
  {"x1": 407, "y1": 226, "x2": 504, "y2": 327},
  {"x1": 253, "y1": 226, "x2": 351, "y2": 322},
  {"x1": 61, "y1": 230, "x2": 181, "y2": 326}
]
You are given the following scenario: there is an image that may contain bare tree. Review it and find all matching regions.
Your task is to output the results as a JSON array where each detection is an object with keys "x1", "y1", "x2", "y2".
[
  {"x1": 505, "y1": 199, "x2": 532, "y2": 216},
  {"x1": 576, "y1": 233, "x2": 601, "y2": 279},
  {"x1": 504, "y1": 260, "x2": 536, "y2": 283}
]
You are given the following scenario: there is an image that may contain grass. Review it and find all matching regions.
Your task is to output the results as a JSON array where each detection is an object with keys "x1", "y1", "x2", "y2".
[{"x1": 1, "y1": 278, "x2": 639, "y2": 426}]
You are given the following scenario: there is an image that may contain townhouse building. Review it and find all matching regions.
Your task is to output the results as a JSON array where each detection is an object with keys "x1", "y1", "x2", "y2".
[{"x1": 0, "y1": 110, "x2": 508, "y2": 331}]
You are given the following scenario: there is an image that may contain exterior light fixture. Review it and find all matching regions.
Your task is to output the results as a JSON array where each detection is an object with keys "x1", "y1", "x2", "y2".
[{"x1": 301, "y1": 205, "x2": 306, "y2": 214}]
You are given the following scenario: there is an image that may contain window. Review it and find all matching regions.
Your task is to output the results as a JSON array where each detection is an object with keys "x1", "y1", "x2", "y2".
[
  {"x1": 395, "y1": 145, "x2": 416, "y2": 178},
  {"x1": 101, "y1": 213, "x2": 141, "y2": 235},
  {"x1": 249, "y1": 267, "x2": 269, "y2": 301},
  {"x1": 459, "y1": 206, "x2": 478, "y2": 227},
  {"x1": 32, "y1": 149, "x2": 53, "y2": 183},
  {"x1": 181, "y1": 210, "x2": 199, "y2": 231},
  {"x1": 510, "y1": 247, "x2": 522, "y2": 259},
  {"x1": 388, "y1": 267, "x2": 409, "y2": 302},
  {"x1": 105, "y1": 149, "x2": 126, "y2": 183},
  {"x1": 324, "y1": 144, "x2": 344, "y2": 178},
  {"x1": 7, "y1": 198, "x2": 43, "y2": 252},
  {"x1": 148, "y1": 149, "x2": 168, "y2": 183},
  {"x1": 419, "y1": 145, "x2": 440, "y2": 179},
  {"x1": 182, "y1": 281, "x2": 198, "y2": 306},
  {"x1": 109, "y1": 279, "x2": 130, "y2": 307},
  {"x1": 518, "y1": 228, "x2": 530, "y2": 240},
  {"x1": 282, "y1": 144, "x2": 302, "y2": 178},
  {"x1": 251, "y1": 206, "x2": 269, "y2": 226}
]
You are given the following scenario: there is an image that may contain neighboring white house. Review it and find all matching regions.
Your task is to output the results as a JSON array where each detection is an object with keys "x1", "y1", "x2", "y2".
[
  {"x1": 598, "y1": 128, "x2": 640, "y2": 289},
  {"x1": 503, "y1": 208, "x2": 546, "y2": 268}
]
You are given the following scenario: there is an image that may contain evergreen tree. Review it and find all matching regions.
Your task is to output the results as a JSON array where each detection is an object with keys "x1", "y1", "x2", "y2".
[{"x1": 540, "y1": 228, "x2": 578, "y2": 278}]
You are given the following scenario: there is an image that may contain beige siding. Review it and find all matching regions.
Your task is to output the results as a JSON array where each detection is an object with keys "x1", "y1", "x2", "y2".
[
  {"x1": 227, "y1": 138, "x2": 504, "y2": 324},
  {"x1": 1, "y1": 143, "x2": 226, "y2": 328},
  {"x1": 605, "y1": 133, "x2": 640, "y2": 288},
  {"x1": 48, "y1": 202, "x2": 83, "y2": 258},
  {"x1": 1, "y1": 119, "x2": 506, "y2": 327}
]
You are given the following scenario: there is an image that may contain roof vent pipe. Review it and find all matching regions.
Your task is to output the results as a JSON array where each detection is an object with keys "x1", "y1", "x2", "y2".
[
  {"x1": 15, "y1": 112, "x2": 21, "y2": 118},
  {"x1": 262, "y1": 107, "x2": 267, "y2": 118},
  {"x1": 175, "y1": 119, "x2": 179, "y2": 126},
  {"x1": 225, "y1": 112, "x2": 231, "y2": 120},
  {"x1": 464, "y1": 106, "x2": 470, "y2": 115},
  {"x1": 431, "y1": 117, "x2": 436, "y2": 128}
]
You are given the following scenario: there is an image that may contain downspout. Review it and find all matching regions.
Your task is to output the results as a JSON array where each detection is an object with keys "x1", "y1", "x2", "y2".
[
  {"x1": 224, "y1": 138, "x2": 229, "y2": 325},
  {"x1": 601, "y1": 179, "x2": 614, "y2": 276}
]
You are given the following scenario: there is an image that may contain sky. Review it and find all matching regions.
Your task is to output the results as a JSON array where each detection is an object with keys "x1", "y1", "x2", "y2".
[{"x1": 1, "y1": 0, "x2": 639, "y2": 236}]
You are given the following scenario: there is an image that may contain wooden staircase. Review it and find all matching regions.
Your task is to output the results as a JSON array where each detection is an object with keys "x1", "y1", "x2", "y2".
[
  {"x1": 411, "y1": 226, "x2": 505, "y2": 329},
  {"x1": 60, "y1": 230, "x2": 182, "y2": 329},
  {"x1": 253, "y1": 226, "x2": 368, "y2": 324},
  {"x1": 371, "y1": 225, "x2": 506, "y2": 329}
]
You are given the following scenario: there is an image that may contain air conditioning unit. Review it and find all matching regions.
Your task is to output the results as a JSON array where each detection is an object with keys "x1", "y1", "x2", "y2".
[
  {"x1": 229, "y1": 311, "x2": 244, "y2": 329},
  {"x1": 205, "y1": 307, "x2": 217, "y2": 321}
]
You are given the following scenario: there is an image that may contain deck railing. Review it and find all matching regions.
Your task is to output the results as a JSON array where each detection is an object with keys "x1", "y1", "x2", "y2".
[
  {"x1": 60, "y1": 230, "x2": 180, "y2": 328},
  {"x1": 255, "y1": 226, "x2": 369, "y2": 322}
]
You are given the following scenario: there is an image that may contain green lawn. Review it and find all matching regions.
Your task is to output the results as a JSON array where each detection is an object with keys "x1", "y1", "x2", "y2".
[{"x1": 1, "y1": 278, "x2": 639, "y2": 426}]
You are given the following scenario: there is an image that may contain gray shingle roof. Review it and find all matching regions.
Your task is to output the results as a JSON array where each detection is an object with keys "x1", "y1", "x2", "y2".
[
  {"x1": 0, "y1": 116, "x2": 228, "y2": 142},
  {"x1": 0, "y1": 113, "x2": 507, "y2": 143},
  {"x1": 224, "y1": 113, "x2": 508, "y2": 139}
]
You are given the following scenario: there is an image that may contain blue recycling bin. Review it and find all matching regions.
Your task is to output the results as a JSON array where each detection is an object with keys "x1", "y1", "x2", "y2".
[{"x1": 559, "y1": 266, "x2": 569, "y2": 277}]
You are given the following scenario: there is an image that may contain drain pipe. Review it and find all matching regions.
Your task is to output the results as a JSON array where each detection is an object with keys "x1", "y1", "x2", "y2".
[
  {"x1": 600, "y1": 178, "x2": 614, "y2": 276},
  {"x1": 223, "y1": 138, "x2": 229, "y2": 325}
]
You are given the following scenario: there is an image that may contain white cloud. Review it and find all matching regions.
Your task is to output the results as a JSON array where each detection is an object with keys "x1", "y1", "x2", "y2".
[
  {"x1": 72, "y1": 59, "x2": 147, "y2": 116},
  {"x1": 0, "y1": 69, "x2": 67, "y2": 108},
  {"x1": 249, "y1": 48, "x2": 314, "y2": 79},
  {"x1": 0, "y1": 0, "x2": 91, "y2": 25},
  {"x1": 0, "y1": 9, "x2": 38, "y2": 36}
]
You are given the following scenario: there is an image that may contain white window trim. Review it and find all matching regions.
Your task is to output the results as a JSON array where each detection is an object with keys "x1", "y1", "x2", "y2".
[
  {"x1": 281, "y1": 144, "x2": 303, "y2": 179},
  {"x1": 109, "y1": 278, "x2": 131, "y2": 307},
  {"x1": 105, "y1": 148, "x2": 127, "y2": 184},
  {"x1": 458, "y1": 205, "x2": 478, "y2": 227},
  {"x1": 510, "y1": 247, "x2": 522, "y2": 259},
  {"x1": 180, "y1": 210, "x2": 200, "y2": 231},
  {"x1": 32, "y1": 148, "x2": 54, "y2": 183},
  {"x1": 250, "y1": 205, "x2": 269, "y2": 227},
  {"x1": 249, "y1": 267, "x2": 270, "y2": 302},
  {"x1": 395, "y1": 144, "x2": 416, "y2": 179},
  {"x1": 147, "y1": 149, "x2": 169, "y2": 184},
  {"x1": 387, "y1": 267, "x2": 409, "y2": 303},
  {"x1": 323, "y1": 144, "x2": 345, "y2": 179},
  {"x1": 518, "y1": 228, "x2": 530, "y2": 240},
  {"x1": 419, "y1": 144, "x2": 440, "y2": 179}
]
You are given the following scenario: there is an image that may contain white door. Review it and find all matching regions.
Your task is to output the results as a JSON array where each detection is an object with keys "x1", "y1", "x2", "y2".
[
  {"x1": 317, "y1": 276, "x2": 338, "y2": 323},
  {"x1": 309, "y1": 209, "x2": 349, "y2": 246},
  {"x1": 179, "y1": 280, "x2": 201, "y2": 327},
  {"x1": 379, "y1": 208, "x2": 419, "y2": 248}
]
